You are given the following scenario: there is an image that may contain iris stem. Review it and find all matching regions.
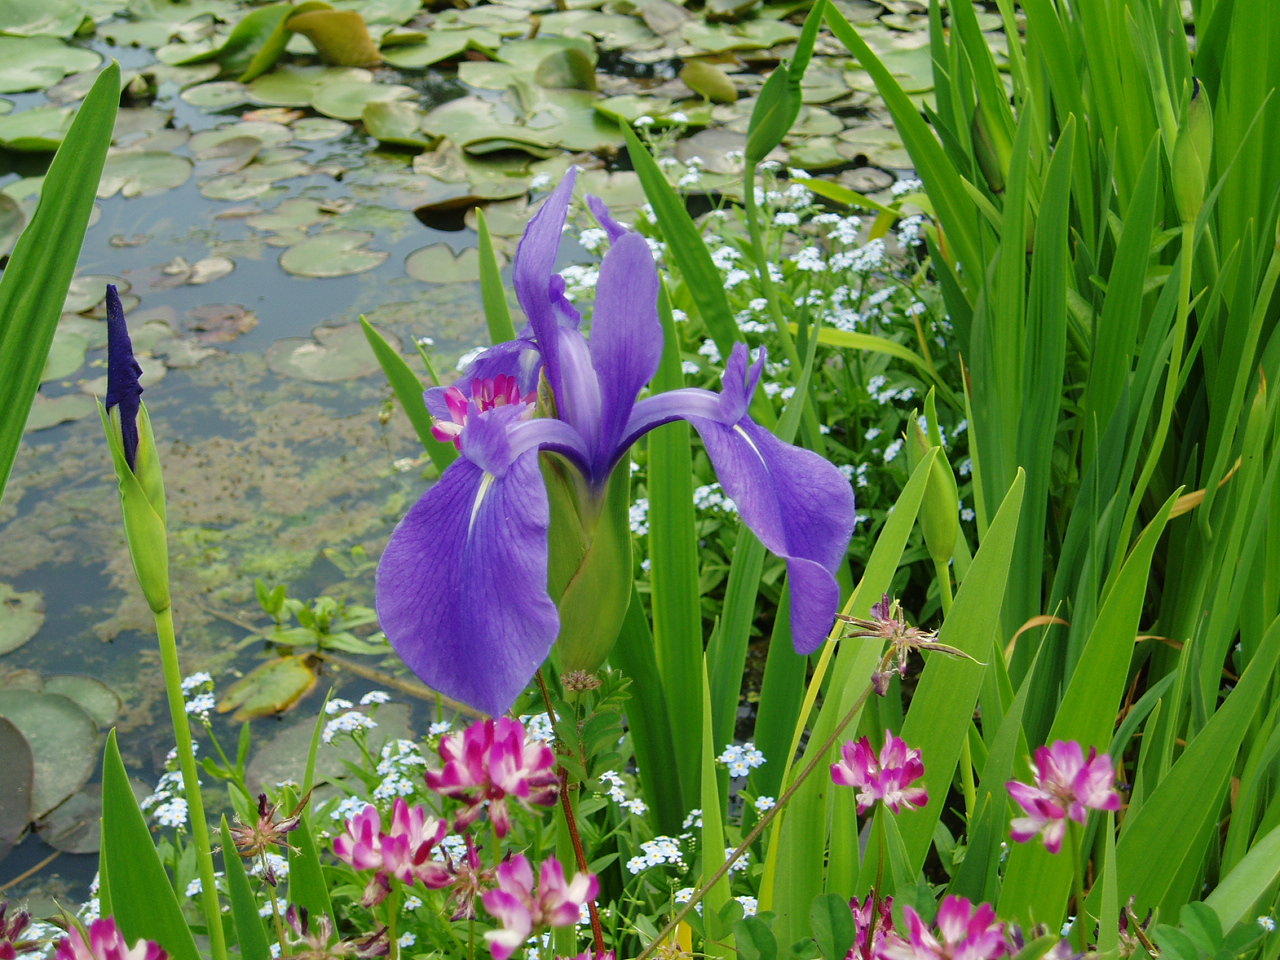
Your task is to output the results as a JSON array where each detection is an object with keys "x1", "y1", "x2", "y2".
[
  {"x1": 635, "y1": 678, "x2": 875, "y2": 960},
  {"x1": 536, "y1": 671, "x2": 607, "y2": 958},
  {"x1": 153, "y1": 605, "x2": 228, "y2": 960}
]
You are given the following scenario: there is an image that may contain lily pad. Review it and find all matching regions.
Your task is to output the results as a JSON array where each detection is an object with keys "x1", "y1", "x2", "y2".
[
  {"x1": 0, "y1": 104, "x2": 74, "y2": 151},
  {"x1": 24, "y1": 393, "x2": 96, "y2": 432},
  {"x1": 279, "y1": 229, "x2": 387, "y2": 278},
  {"x1": 43, "y1": 675, "x2": 121, "y2": 729},
  {"x1": 0, "y1": 717, "x2": 32, "y2": 860},
  {"x1": 0, "y1": 37, "x2": 101, "y2": 94},
  {"x1": 0, "y1": 691, "x2": 97, "y2": 819},
  {"x1": 381, "y1": 28, "x2": 500, "y2": 68},
  {"x1": 291, "y1": 116, "x2": 351, "y2": 140},
  {"x1": 0, "y1": 194, "x2": 24, "y2": 258},
  {"x1": 181, "y1": 80, "x2": 254, "y2": 109},
  {"x1": 363, "y1": 100, "x2": 433, "y2": 149},
  {"x1": 0, "y1": 0, "x2": 88, "y2": 38},
  {"x1": 0, "y1": 584, "x2": 44, "y2": 656},
  {"x1": 680, "y1": 60, "x2": 738, "y2": 103},
  {"x1": 267, "y1": 321, "x2": 399, "y2": 382},
  {"x1": 287, "y1": 8, "x2": 381, "y2": 67},
  {"x1": 312, "y1": 78, "x2": 413, "y2": 121},
  {"x1": 41, "y1": 329, "x2": 89, "y2": 382},
  {"x1": 185, "y1": 303, "x2": 259, "y2": 343},
  {"x1": 405, "y1": 244, "x2": 493, "y2": 284},
  {"x1": 35, "y1": 784, "x2": 101, "y2": 854},
  {"x1": 190, "y1": 121, "x2": 293, "y2": 156},
  {"x1": 99, "y1": 151, "x2": 193, "y2": 199},
  {"x1": 248, "y1": 65, "x2": 372, "y2": 107},
  {"x1": 679, "y1": 19, "x2": 799, "y2": 53},
  {"x1": 155, "y1": 255, "x2": 236, "y2": 287},
  {"x1": 246, "y1": 197, "x2": 330, "y2": 234},
  {"x1": 63, "y1": 274, "x2": 122, "y2": 314},
  {"x1": 247, "y1": 702, "x2": 412, "y2": 792},
  {"x1": 217, "y1": 655, "x2": 318, "y2": 722}
]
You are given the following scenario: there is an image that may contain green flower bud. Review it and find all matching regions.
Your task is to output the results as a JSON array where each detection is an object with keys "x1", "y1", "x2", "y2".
[
  {"x1": 1172, "y1": 77, "x2": 1213, "y2": 223},
  {"x1": 971, "y1": 97, "x2": 1012, "y2": 194},
  {"x1": 101, "y1": 402, "x2": 171, "y2": 614}
]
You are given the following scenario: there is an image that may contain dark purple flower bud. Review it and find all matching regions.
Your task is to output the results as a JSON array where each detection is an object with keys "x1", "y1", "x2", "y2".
[{"x1": 104, "y1": 285, "x2": 143, "y2": 470}]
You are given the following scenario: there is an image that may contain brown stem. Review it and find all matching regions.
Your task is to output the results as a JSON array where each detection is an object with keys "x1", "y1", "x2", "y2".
[
  {"x1": 537, "y1": 670, "x2": 607, "y2": 959},
  {"x1": 633, "y1": 680, "x2": 874, "y2": 960}
]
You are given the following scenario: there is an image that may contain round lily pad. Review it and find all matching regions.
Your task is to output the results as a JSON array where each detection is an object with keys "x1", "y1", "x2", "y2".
[
  {"x1": 0, "y1": 37, "x2": 101, "y2": 94},
  {"x1": 63, "y1": 274, "x2": 123, "y2": 314},
  {"x1": 312, "y1": 79, "x2": 413, "y2": 122},
  {"x1": 363, "y1": 100, "x2": 432, "y2": 148},
  {"x1": 43, "y1": 675, "x2": 121, "y2": 729},
  {"x1": 0, "y1": 104, "x2": 74, "y2": 151},
  {"x1": 0, "y1": 691, "x2": 97, "y2": 819},
  {"x1": 217, "y1": 655, "x2": 318, "y2": 722},
  {"x1": 24, "y1": 393, "x2": 96, "y2": 432},
  {"x1": 0, "y1": 584, "x2": 44, "y2": 656},
  {"x1": 279, "y1": 229, "x2": 387, "y2": 278},
  {"x1": 405, "y1": 243, "x2": 489, "y2": 284},
  {"x1": 181, "y1": 80, "x2": 252, "y2": 110},
  {"x1": 0, "y1": 194, "x2": 25, "y2": 258},
  {"x1": 248, "y1": 65, "x2": 373, "y2": 108},
  {"x1": 0, "y1": 717, "x2": 33, "y2": 858},
  {"x1": 41, "y1": 328, "x2": 89, "y2": 382},
  {"x1": 290, "y1": 116, "x2": 350, "y2": 141},
  {"x1": 267, "y1": 321, "x2": 399, "y2": 382},
  {"x1": 185, "y1": 303, "x2": 259, "y2": 343},
  {"x1": 35, "y1": 783, "x2": 101, "y2": 854},
  {"x1": 98, "y1": 151, "x2": 193, "y2": 199},
  {"x1": 190, "y1": 121, "x2": 292, "y2": 157}
]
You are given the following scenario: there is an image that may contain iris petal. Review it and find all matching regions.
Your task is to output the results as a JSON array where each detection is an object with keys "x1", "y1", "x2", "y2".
[{"x1": 376, "y1": 453, "x2": 559, "y2": 717}]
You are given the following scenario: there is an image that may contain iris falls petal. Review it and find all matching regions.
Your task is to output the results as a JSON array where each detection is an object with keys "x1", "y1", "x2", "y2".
[{"x1": 376, "y1": 453, "x2": 559, "y2": 717}]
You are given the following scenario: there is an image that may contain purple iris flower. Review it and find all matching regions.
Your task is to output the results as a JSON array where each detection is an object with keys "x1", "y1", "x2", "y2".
[
  {"x1": 376, "y1": 169, "x2": 856, "y2": 716},
  {"x1": 105, "y1": 284, "x2": 143, "y2": 470}
]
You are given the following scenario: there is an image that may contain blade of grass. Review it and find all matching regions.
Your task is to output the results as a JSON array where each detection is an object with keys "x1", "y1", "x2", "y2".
[
  {"x1": 476, "y1": 207, "x2": 516, "y2": 343},
  {"x1": 361, "y1": 317, "x2": 457, "y2": 472},
  {"x1": 0, "y1": 63, "x2": 119, "y2": 502}
]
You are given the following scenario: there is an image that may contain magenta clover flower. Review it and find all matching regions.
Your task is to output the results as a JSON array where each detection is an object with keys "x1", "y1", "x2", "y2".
[
  {"x1": 878, "y1": 896, "x2": 1009, "y2": 960},
  {"x1": 55, "y1": 920, "x2": 167, "y2": 960},
  {"x1": 847, "y1": 894, "x2": 895, "y2": 960},
  {"x1": 425, "y1": 716, "x2": 559, "y2": 837},
  {"x1": 831, "y1": 731, "x2": 929, "y2": 814},
  {"x1": 1006, "y1": 740, "x2": 1121, "y2": 854},
  {"x1": 482, "y1": 854, "x2": 599, "y2": 960},
  {"x1": 376, "y1": 168, "x2": 856, "y2": 716},
  {"x1": 332, "y1": 798, "x2": 452, "y2": 904}
]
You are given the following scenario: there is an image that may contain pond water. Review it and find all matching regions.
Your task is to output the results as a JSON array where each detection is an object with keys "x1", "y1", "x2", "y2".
[{"x1": 0, "y1": 0, "x2": 960, "y2": 909}]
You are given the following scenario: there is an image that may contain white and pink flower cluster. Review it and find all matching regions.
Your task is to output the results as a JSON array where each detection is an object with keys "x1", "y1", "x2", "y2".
[
  {"x1": 831, "y1": 731, "x2": 929, "y2": 815},
  {"x1": 332, "y1": 798, "x2": 453, "y2": 905},
  {"x1": 1006, "y1": 740, "x2": 1121, "y2": 853},
  {"x1": 482, "y1": 855, "x2": 600, "y2": 960}
]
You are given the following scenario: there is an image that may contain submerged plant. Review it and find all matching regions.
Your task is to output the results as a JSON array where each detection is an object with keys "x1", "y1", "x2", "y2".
[{"x1": 376, "y1": 168, "x2": 856, "y2": 715}]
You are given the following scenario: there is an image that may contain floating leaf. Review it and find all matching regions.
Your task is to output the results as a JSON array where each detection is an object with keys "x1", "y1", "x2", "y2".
[
  {"x1": 287, "y1": 9, "x2": 381, "y2": 66},
  {"x1": 24, "y1": 393, "x2": 96, "y2": 431},
  {"x1": 0, "y1": 37, "x2": 101, "y2": 93},
  {"x1": 41, "y1": 328, "x2": 89, "y2": 381},
  {"x1": 190, "y1": 121, "x2": 293, "y2": 157},
  {"x1": 0, "y1": 584, "x2": 44, "y2": 656},
  {"x1": 248, "y1": 65, "x2": 372, "y2": 107},
  {"x1": 535, "y1": 46, "x2": 598, "y2": 90},
  {"x1": 363, "y1": 100, "x2": 433, "y2": 148},
  {"x1": 0, "y1": 717, "x2": 33, "y2": 860},
  {"x1": 98, "y1": 151, "x2": 193, "y2": 198},
  {"x1": 0, "y1": 194, "x2": 23, "y2": 258},
  {"x1": 43, "y1": 675, "x2": 121, "y2": 729},
  {"x1": 185, "y1": 303, "x2": 259, "y2": 343},
  {"x1": 217, "y1": 655, "x2": 318, "y2": 722},
  {"x1": 36, "y1": 783, "x2": 102, "y2": 854},
  {"x1": 0, "y1": 691, "x2": 97, "y2": 818},
  {"x1": 0, "y1": 0, "x2": 87, "y2": 38},
  {"x1": 312, "y1": 78, "x2": 413, "y2": 121},
  {"x1": 181, "y1": 80, "x2": 253, "y2": 110},
  {"x1": 267, "y1": 321, "x2": 399, "y2": 382},
  {"x1": 246, "y1": 197, "x2": 329, "y2": 234},
  {"x1": 679, "y1": 19, "x2": 799, "y2": 53},
  {"x1": 381, "y1": 28, "x2": 500, "y2": 68},
  {"x1": 405, "y1": 243, "x2": 494, "y2": 284},
  {"x1": 0, "y1": 104, "x2": 74, "y2": 151},
  {"x1": 291, "y1": 116, "x2": 350, "y2": 140},
  {"x1": 173, "y1": 2, "x2": 294, "y2": 76},
  {"x1": 279, "y1": 230, "x2": 387, "y2": 277},
  {"x1": 681, "y1": 61, "x2": 738, "y2": 102}
]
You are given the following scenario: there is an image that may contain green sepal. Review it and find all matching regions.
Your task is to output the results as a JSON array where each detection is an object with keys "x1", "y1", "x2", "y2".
[
  {"x1": 545, "y1": 456, "x2": 632, "y2": 674},
  {"x1": 100, "y1": 401, "x2": 171, "y2": 613}
]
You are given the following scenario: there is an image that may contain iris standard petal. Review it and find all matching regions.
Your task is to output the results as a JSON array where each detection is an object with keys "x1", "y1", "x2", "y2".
[
  {"x1": 587, "y1": 231, "x2": 661, "y2": 469},
  {"x1": 513, "y1": 170, "x2": 578, "y2": 399},
  {"x1": 376, "y1": 453, "x2": 559, "y2": 717},
  {"x1": 687, "y1": 415, "x2": 854, "y2": 652}
]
